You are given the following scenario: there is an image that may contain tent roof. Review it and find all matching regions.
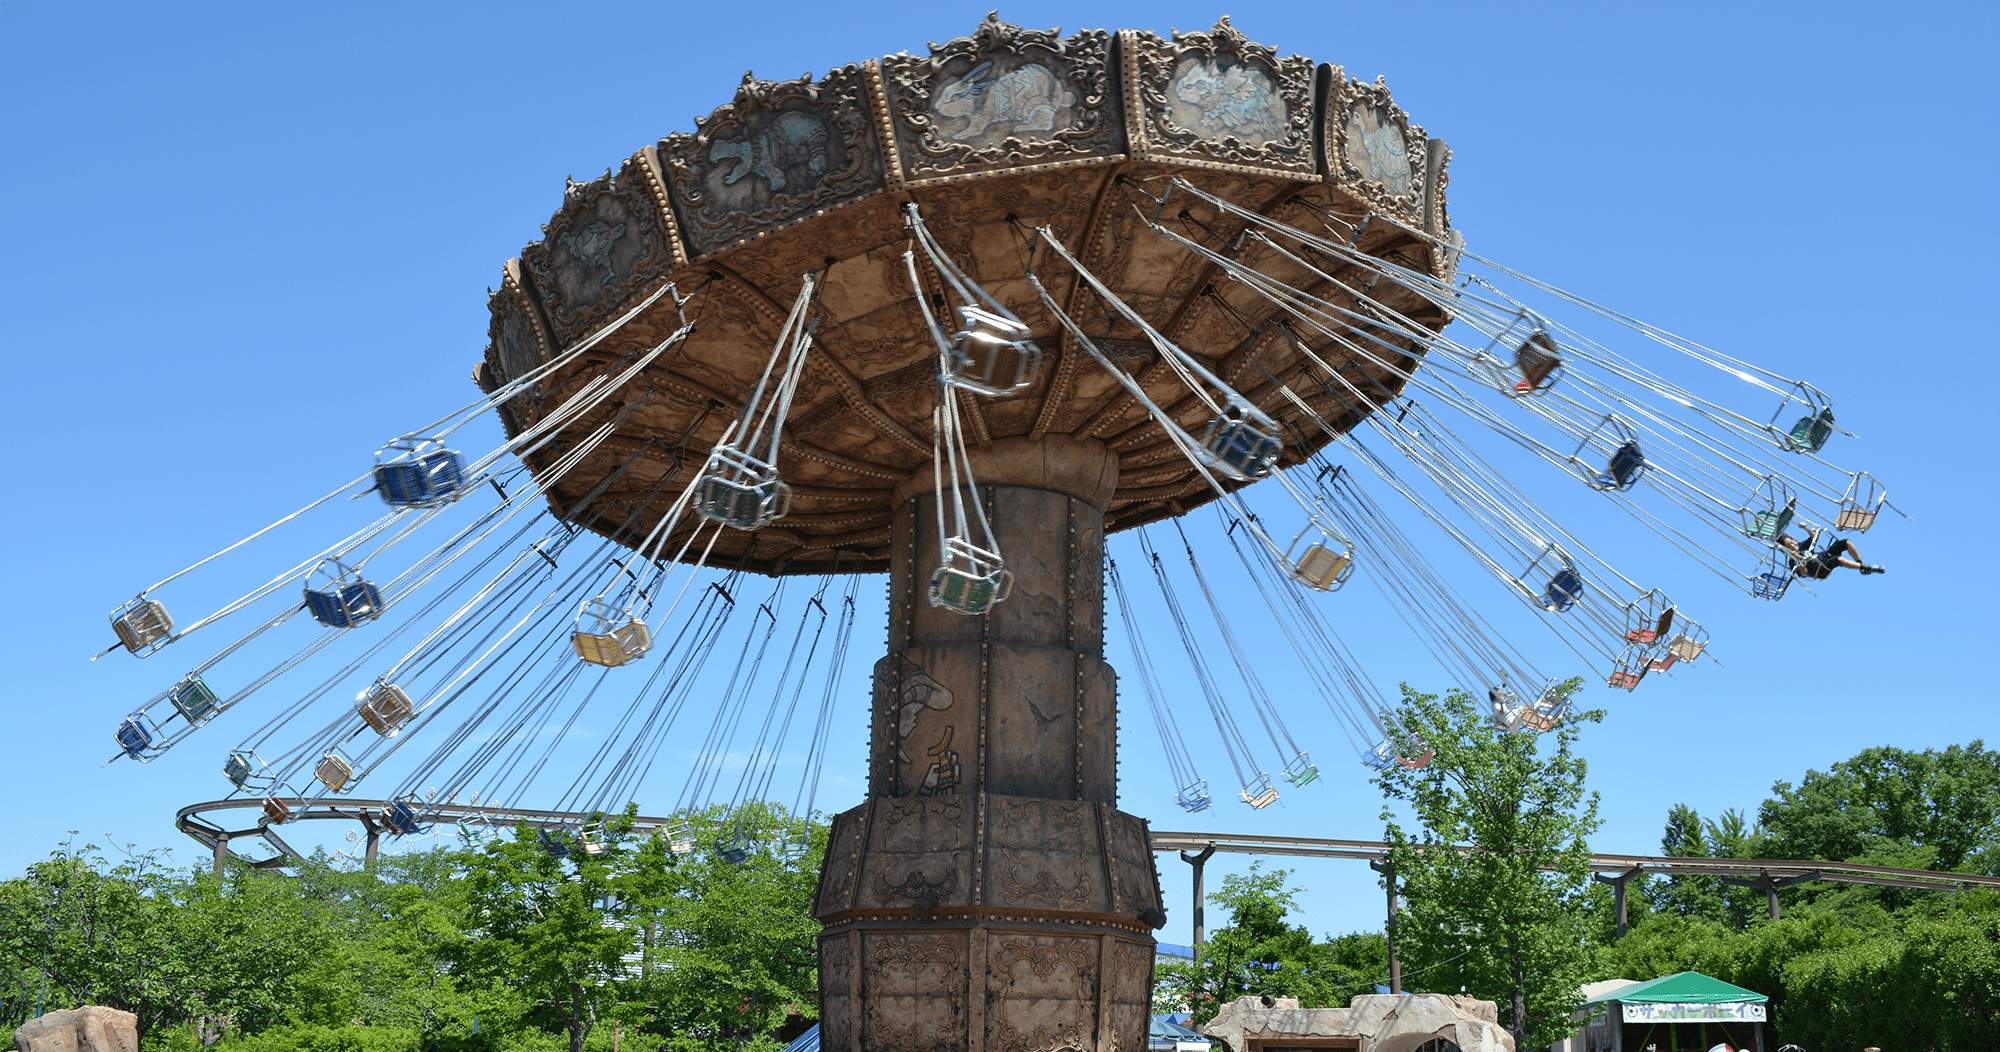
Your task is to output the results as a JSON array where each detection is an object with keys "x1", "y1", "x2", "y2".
[{"x1": 1583, "y1": 971, "x2": 1768, "y2": 1006}]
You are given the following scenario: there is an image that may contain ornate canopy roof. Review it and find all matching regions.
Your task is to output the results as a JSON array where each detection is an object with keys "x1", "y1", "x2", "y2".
[{"x1": 479, "y1": 14, "x2": 1457, "y2": 575}]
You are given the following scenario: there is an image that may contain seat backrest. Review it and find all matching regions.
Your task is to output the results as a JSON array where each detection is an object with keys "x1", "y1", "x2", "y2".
[{"x1": 1836, "y1": 507, "x2": 1876, "y2": 532}]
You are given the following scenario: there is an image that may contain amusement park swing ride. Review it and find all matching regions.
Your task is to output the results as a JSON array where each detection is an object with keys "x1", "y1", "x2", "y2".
[{"x1": 93, "y1": 14, "x2": 1905, "y2": 1050}]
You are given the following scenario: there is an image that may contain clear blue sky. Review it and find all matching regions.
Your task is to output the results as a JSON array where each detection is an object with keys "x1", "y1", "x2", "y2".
[{"x1": 3, "y1": 0, "x2": 1993, "y2": 950}]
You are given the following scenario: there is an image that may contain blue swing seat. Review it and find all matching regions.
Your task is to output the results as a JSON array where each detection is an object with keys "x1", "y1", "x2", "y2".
[
  {"x1": 1174, "y1": 780, "x2": 1213, "y2": 813},
  {"x1": 376, "y1": 444, "x2": 467, "y2": 507},
  {"x1": 116, "y1": 717, "x2": 156, "y2": 760},
  {"x1": 1595, "y1": 441, "x2": 1646, "y2": 491},
  {"x1": 381, "y1": 800, "x2": 423, "y2": 836},
  {"x1": 1541, "y1": 568, "x2": 1585, "y2": 612},
  {"x1": 306, "y1": 579, "x2": 385, "y2": 628},
  {"x1": 1198, "y1": 408, "x2": 1281, "y2": 481},
  {"x1": 1753, "y1": 571, "x2": 1791, "y2": 601}
]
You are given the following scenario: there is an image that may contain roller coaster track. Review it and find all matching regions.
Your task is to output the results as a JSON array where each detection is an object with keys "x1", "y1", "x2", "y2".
[{"x1": 177, "y1": 798, "x2": 2000, "y2": 899}]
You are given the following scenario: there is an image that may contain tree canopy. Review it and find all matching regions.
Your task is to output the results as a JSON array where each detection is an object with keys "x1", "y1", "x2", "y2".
[
  {"x1": 1374, "y1": 680, "x2": 1602, "y2": 1048},
  {"x1": 0, "y1": 802, "x2": 824, "y2": 1052}
]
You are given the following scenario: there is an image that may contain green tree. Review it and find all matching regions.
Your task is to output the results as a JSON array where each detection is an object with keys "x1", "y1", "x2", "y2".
[
  {"x1": 1151, "y1": 865, "x2": 1387, "y2": 1024},
  {"x1": 1760, "y1": 741, "x2": 1999, "y2": 878},
  {"x1": 634, "y1": 802, "x2": 824, "y2": 1052},
  {"x1": 457, "y1": 809, "x2": 665, "y2": 1052},
  {"x1": 1374, "y1": 682, "x2": 1601, "y2": 1048}
]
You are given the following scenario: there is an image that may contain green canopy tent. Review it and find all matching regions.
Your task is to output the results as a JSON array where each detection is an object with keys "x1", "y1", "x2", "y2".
[{"x1": 1577, "y1": 972, "x2": 1769, "y2": 1052}]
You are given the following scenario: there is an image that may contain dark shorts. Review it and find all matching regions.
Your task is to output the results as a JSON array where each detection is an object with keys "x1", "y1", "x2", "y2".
[{"x1": 1795, "y1": 538, "x2": 1851, "y2": 579}]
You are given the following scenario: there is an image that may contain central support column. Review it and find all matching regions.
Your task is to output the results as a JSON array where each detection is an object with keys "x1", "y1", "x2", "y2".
[{"x1": 813, "y1": 436, "x2": 1165, "y2": 1052}]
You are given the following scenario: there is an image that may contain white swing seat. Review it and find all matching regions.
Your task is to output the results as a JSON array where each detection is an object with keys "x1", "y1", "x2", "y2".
[
  {"x1": 1665, "y1": 632, "x2": 1707, "y2": 663},
  {"x1": 316, "y1": 751, "x2": 356, "y2": 792},
  {"x1": 929, "y1": 564, "x2": 1013, "y2": 615},
  {"x1": 946, "y1": 307, "x2": 1042, "y2": 397},
  {"x1": 111, "y1": 598, "x2": 175, "y2": 657},
  {"x1": 580, "y1": 822, "x2": 608, "y2": 855},
  {"x1": 667, "y1": 820, "x2": 696, "y2": 854},
  {"x1": 357, "y1": 681, "x2": 415, "y2": 736},
  {"x1": 1239, "y1": 773, "x2": 1280, "y2": 809}
]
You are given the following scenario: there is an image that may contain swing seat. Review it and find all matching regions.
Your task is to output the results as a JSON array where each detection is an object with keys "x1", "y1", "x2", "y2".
[
  {"x1": 946, "y1": 306, "x2": 1041, "y2": 397},
  {"x1": 929, "y1": 565, "x2": 1013, "y2": 615},
  {"x1": 1175, "y1": 781, "x2": 1212, "y2": 813},
  {"x1": 1510, "y1": 332, "x2": 1564, "y2": 395},
  {"x1": 666, "y1": 820, "x2": 695, "y2": 854},
  {"x1": 1665, "y1": 632, "x2": 1707, "y2": 663},
  {"x1": 1198, "y1": 408, "x2": 1281, "y2": 481},
  {"x1": 1744, "y1": 505, "x2": 1795, "y2": 541},
  {"x1": 375, "y1": 442, "x2": 467, "y2": 508},
  {"x1": 774, "y1": 829, "x2": 813, "y2": 861},
  {"x1": 694, "y1": 472, "x2": 792, "y2": 531},
  {"x1": 1540, "y1": 568, "x2": 1585, "y2": 612},
  {"x1": 381, "y1": 800, "x2": 422, "y2": 836},
  {"x1": 1362, "y1": 740, "x2": 1396, "y2": 772},
  {"x1": 356, "y1": 681, "x2": 415, "y2": 736},
  {"x1": 1627, "y1": 607, "x2": 1676, "y2": 645},
  {"x1": 1607, "y1": 669, "x2": 1644, "y2": 690},
  {"x1": 458, "y1": 820, "x2": 492, "y2": 846},
  {"x1": 1519, "y1": 708, "x2": 1556, "y2": 733},
  {"x1": 579, "y1": 823, "x2": 607, "y2": 855},
  {"x1": 262, "y1": 795, "x2": 295, "y2": 824},
  {"x1": 111, "y1": 598, "x2": 174, "y2": 657},
  {"x1": 1289, "y1": 544, "x2": 1354, "y2": 592},
  {"x1": 1647, "y1": 653, "x2": 1678, "y2": 672},
  {"x1": 573, "y1": 618, "x2": 652, "y2": 667},
  {"x1": 1398, "y1": 748, "x2": 1435, "y2": 770},
  {"x1": 116, "y1": 717, "x2": 156, "y2": 760},
  {"x1": 1239, "y1": 774, "x2": 1280, "y2": 809},
  {"x1": 1752, "y1": 571, "x2": 1791, "y2": 601},
  {"x1": 1594, "y1": 441, "x2": 1646, "y2": 491},
  {"x1": 315, "y1": 751, "x2": 355, "y2": 792},
  {"x1": 1836, "y1": 506, "x2": 1877, "y2": 532},
  {"x1": 224, "y1": 750, "x2": 257, "y2": 788},
  {"x1": 171, "y1": 677, "x2": 220, "y2": 726},
  {"x1": 305, "y1": 580, "x2": 385, "y2": 628},
  {"x1": 1784, "y1": 408, "x2": 1836, "y2": 453},
  {"x1": 718, "y1": 836, "x2": 753, "y2": 864},
  {"x1": 537, "y1": 829, "x2": 570, "y2": 859},
  {"x1": 1282, "y1": 754, "x2": 1320, "y2": 787}
]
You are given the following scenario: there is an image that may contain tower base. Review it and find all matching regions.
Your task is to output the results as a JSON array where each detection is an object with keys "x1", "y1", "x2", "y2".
[{"x1": 813, "y1": 793, "x2": 1165, "y2": 1051}]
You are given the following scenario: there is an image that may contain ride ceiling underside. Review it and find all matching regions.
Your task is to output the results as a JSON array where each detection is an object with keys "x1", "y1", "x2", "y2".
[{"x1": 479, "y1": 14, "x2": 1456, "y2": 575}]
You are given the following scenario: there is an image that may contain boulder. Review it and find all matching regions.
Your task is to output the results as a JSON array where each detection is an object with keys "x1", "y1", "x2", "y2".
[{"x1": 12, "y1": 1008, "x2": 139, "y2": 1052}]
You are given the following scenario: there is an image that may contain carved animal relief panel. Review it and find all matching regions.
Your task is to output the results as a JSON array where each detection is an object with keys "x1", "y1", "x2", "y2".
[
  {"x1": 663, "y1": 68, "x2": 887, "y2": 259},
  {"x1": 1329, "y1": 75, "x2": 1427, "y2": 223},
  {"x1": 1121, "y1": 18, "x2": 1316, "y2": 176},
  {"x1": 520, "y1": 152, "x2": 684, "y2": 348},
  {"x1": 878, "y1": 13, "x2": 1123, "y2": 185}
]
